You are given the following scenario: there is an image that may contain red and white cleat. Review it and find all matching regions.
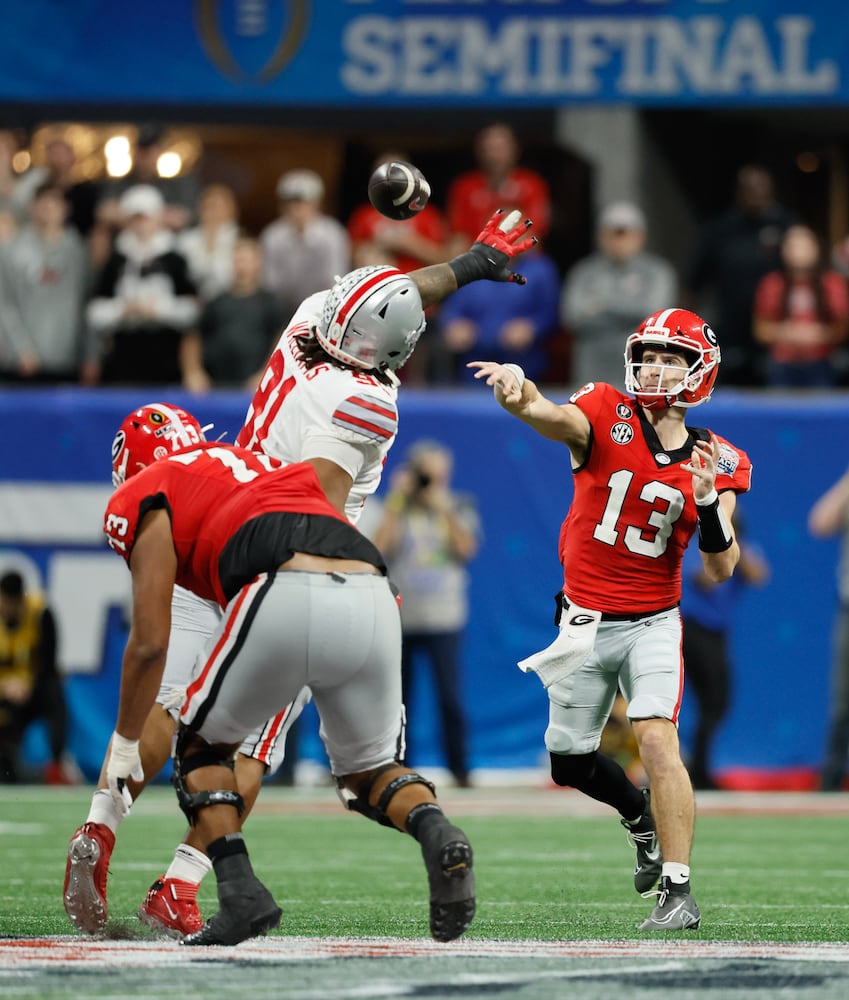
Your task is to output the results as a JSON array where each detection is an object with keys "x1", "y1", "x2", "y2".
[
  {"x1": 138, "y1": 875, "x2": 203, "y2": 937},
  {"x1": 63, "y1": 822, "x2": 115, "y2": 934}
]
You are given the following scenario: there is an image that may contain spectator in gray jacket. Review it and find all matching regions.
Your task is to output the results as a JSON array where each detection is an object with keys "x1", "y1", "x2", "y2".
[
  {"x1": 260, "y1": 169, "x2": 350, "y2": 326},
  {"x1": 0, "y1": 182, "x2": 89, "y2": 383},
  {"x1": 560, "y1": 202, "x2": 678, "y2": 388}
]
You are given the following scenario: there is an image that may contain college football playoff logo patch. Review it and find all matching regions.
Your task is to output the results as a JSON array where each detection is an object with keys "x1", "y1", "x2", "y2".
[{"x1": 717, "y1": 443, "x2": 740, "y2": 476}]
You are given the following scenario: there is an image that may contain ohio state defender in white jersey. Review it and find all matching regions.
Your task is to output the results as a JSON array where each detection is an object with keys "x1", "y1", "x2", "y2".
[
  {"x1": 237, "y1": 292, "x2": 399, "y2": 524},
  {"x1": 471, "y1": 307, "x2": 751, "y2": 933}
]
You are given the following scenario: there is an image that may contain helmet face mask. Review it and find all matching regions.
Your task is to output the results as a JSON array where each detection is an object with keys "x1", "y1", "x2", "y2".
[
  {"x1": 111, "y1": 403, "x2": 205, "y2": 487},
  {"x1": 316, "y1": 266, "x2": 425, "y2": 372},
  {"x1": 624, "y1": 308, "x2": 721, "y2": 410}
]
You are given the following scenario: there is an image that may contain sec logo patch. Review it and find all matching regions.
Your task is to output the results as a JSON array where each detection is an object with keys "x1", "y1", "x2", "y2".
[{"x1": 610, "y1": 422, "x2": 634, "y2": 445}]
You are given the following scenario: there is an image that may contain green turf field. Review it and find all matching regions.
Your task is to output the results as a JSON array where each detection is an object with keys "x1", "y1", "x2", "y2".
[
  {"x1": 3, "y1": 786, "x2": 849, "y2": 999},
  {"x1": 1, "y1": 785, "x2": 847, "y2": 943}
]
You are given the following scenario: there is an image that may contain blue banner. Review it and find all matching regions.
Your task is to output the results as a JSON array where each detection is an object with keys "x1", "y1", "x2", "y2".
[{"x1": 1, "y1": 0, "x2": 846, "y2": 108}]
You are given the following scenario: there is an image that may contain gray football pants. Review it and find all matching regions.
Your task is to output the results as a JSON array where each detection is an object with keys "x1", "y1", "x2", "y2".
[{"x1": 180, "y1": 570, "x2": 404, "y2": 777}]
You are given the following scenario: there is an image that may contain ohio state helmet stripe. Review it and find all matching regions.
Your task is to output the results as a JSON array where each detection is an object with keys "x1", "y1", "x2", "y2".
[{"x1": 334, "y1": 269, "x2": 404, "y2": 338}]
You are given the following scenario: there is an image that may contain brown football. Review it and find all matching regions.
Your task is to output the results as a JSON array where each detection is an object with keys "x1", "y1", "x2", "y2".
[{"x1": 367, "y1": 161, "x2": 431, "y2": 220}]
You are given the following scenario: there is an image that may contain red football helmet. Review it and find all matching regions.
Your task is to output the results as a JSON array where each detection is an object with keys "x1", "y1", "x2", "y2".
[
  {"x1": 624, "y1": 308, "x2": 721, "y2": 410},
  {"x1": 111, "y1": 403, "x2": 205, "y2": 487}
]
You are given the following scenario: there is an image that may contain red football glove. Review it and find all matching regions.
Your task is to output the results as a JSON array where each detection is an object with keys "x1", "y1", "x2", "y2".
[{"x1": 449, "y1": 209, "x2": 538, "y2": 287}]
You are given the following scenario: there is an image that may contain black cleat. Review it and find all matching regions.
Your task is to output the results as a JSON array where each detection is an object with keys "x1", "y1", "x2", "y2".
[
  {"x1": 622, "y1": 788, "x2": 662, "y2": 894},
  {"x1": 180, "y1": 856, "x2": 281, "y2": 947},
  {"x1": 181, "y1": 886, "x2": 280, "y2": 946},
  {"x1": 420, "y1": 821, "x2": 475, "y2": 942}
]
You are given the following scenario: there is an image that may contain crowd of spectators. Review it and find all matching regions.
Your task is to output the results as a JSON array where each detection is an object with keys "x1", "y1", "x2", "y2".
[{"x1": 1, "y1": 122, "x2": 848, "y2": 391}]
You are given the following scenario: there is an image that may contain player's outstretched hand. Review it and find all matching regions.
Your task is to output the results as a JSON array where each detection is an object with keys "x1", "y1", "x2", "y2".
[
  {"x1": 473, "y1": 209, "x2": 538, "y2": 283},
  {"x1": 449, "y1": 209, "x2": 538, "y2": 287},
  {"x1": 680, "y1": 436, "x2": 719, "y2": 501},
  {"x1": 105, "y1": 731, "x2": 144, "y2": 818},
  {"x1": 467, "y1": 360, "x2": 525, "y2": 406}
]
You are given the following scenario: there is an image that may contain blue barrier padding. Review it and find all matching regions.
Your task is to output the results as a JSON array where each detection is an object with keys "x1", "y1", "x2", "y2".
[{"x1": 1, "y1": 386, "x2": 845, "y2": 779}]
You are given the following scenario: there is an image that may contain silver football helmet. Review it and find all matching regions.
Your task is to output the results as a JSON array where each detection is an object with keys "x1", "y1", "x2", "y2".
[{"x1": 316, "y1": 266, "x2": 425, "y2": 371}]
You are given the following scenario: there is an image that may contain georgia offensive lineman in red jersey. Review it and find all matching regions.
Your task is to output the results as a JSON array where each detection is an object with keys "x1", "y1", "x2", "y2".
[
  {"x1": 470, "y1": 308, "x2": 751, "y2": 931},
  {"x1": 85, "y1": 426, "x2": 475, "y2": 947}
]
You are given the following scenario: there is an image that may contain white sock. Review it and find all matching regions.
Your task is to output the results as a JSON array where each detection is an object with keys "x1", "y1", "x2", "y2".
[
  {"x1": 86, "y1": 789, "x2": 125, "y2": 835},
  {"x1": 662, "y1": 862, "x2": 690, "y2": 885},
  {"x1": 165, "y1": 844, "x2": 212, "y2": 885}
]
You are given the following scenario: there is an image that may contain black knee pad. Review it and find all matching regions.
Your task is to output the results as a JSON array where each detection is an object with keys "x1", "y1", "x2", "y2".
[
  {"x1": 550, "y1": 750, "x2": 597, "y2": 788},
  {"x1": 338, "y1": 765, "x2": 436, "y2": 830},
  {"x1": 172, "y1": 725, "x2": 244, "y2": 826}
]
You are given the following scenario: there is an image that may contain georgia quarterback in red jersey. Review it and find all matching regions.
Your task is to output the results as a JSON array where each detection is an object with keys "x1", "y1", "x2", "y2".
[
  {"x1": 470, "y1": 307, "x2": 751, "y2": 934},
  {"x1": 559, "y1": 382, "x2": 751, "y2": 617}
]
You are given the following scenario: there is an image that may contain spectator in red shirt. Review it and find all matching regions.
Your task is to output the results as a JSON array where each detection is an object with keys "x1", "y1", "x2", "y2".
[
  {"x1": 348, "y1": 151, "x2": 450, "y2": 275},
  {"x1": 753, "y1": 224, "x2": 849, "y2": 388},
  {"x1": 446, "y1": 123, "x2": 551, "y2": 253}
]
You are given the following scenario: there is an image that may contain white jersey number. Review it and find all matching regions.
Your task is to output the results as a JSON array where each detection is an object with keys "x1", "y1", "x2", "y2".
[
  {"x1": 593, "y1": 469, "x2": 685, "y2": 558},
  {"x1": 170, "y1": 447, "x2": 276, "y2": 483}
]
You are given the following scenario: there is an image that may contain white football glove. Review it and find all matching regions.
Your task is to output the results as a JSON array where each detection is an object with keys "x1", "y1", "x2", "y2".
[{"x1": 105, "y1": 731, "x2": 144, "y2": 818}]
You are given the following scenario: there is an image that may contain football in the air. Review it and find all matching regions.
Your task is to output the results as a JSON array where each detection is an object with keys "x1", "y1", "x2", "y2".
[{"x1": 367, "y1": 161, "x2": 431, "y2": 220}]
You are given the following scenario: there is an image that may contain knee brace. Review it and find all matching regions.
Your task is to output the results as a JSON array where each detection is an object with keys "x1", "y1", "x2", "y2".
[
  {"x1": 172, "y1": 724, "x2": 245, "y2": 826},
  {"x1": 550, "y1": 750, "x2": 597, "y2": 788},
  {"x1": 337, "y1": 763, "x2": 435, "y2": 830}
]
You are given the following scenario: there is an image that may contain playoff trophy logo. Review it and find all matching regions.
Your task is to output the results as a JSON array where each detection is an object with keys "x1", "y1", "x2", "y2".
[{"x1": 195, "y1": 0, "x2": 311, "y2": 83}]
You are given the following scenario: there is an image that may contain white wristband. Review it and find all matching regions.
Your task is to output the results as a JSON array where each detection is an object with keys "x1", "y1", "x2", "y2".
[
  {"x1": 109, "y1": 732, "x2": 140, "y2": 766},
  {"x1": 502, "y1": 364, "x2": 525, "y2": 391},
  {"x1": 112, "y1": 729, "x2": 139, "y2": 754},
  {"x1": 695, "y1": 489, "x2": 719, "y2": 507}
]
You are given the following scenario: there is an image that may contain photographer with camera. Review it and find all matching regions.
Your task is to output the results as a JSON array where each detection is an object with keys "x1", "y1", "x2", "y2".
[{"x1": 372, "y1": 440, "x2": 480, "y2": 788}]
